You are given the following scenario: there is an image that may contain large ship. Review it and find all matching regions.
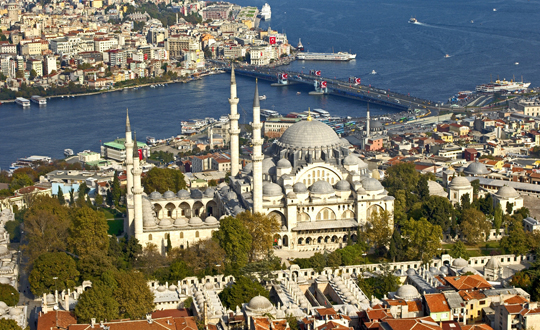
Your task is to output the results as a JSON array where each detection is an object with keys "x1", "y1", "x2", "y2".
[
  {"x1": 296, "y1": 51, "x2": 356, "y2": 61},
  {"x1": 476, "y1": 78, "x2": 531, "y2": 93},
  {"x1": 261, "y1": 3, "x2": 271, "y2": 20}
]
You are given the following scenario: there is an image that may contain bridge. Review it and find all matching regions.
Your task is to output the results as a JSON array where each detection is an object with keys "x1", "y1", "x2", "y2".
[{"x1": 221, "y1": 65, "x2": 446, "y2": 113}]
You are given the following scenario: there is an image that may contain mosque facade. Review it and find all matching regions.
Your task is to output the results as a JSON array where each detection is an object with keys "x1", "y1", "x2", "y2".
[{"x1": 125, "y1": 66, "x2": 395, "y2": 254}]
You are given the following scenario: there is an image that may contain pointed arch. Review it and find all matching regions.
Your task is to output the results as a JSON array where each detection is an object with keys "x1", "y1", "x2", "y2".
[
  {"x1": 297, "y1": 212, "x2": 311, "y2": 222},
  {"x1": 316, "y1": 207, "x2": 336, "y2": 221},
  {"x1": 342, "y1": 209, "x2": 355, "y2": 219}
]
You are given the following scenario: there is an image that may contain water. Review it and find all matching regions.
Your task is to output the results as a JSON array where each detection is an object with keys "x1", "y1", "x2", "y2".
[{"x1": 2, "y1": 0, "x2": 540, "y2": 169}]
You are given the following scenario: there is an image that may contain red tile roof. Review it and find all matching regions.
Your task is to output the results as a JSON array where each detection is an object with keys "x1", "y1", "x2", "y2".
[
  {"x1": 445, "y1": 275, "x2": 492, "y2": 291},
  {"x1": 424, "y1": 294, "x2": 450, "y2": 313},
  {"x1": 37, "y1": 311, "x2": 77, "y2": 330},
  {"x1": 382, "y1": 316, "x2": 442, "y2": 330}
]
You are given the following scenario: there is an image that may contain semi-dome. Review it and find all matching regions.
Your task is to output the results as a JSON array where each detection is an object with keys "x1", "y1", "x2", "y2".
[
  {"x1": 149, "y1": 191, "x2": 162, "y2": 200},
  {"x1": 406, "y1": 269, "x2": 416, "y2": 276},
  {"x1": 177, "y1": 189, "x2": 190, "y2": 199},
  {"x1": 277, "y1": 120, "x2": 344, "y2": 149},
  {"x1": 204, "y1": 282, "x2": 214, "y2": 290},
  {"x1": 464, "y1": 159, "x2": 489, "y2": 175},
  {"x1": 246, "y1": 295, "x2": 273, "y2": 312},
  {"x1": 310, "y1": 180, "x2": 334, "y2": 194},
  {"x1": 191, "y1": 189, "x2": 203, "y2": 199},
  {"x1": 204, "y1": 187, "x2": 215, "y2": 197},
  {"x1": 395, "y1": 284, "x2": 420, "y2": 301},
  {"x1": 293, "y1": 182, "x2": 308, "y2": 193},
  {"x1": 163, "y1": 190, "x2": 175, "y2": 199},
  {"x1": 452, "y1": 258, "x2": 468, "y2": 268},
  {"x1": 335, "y1": 180, "x2": 351, "y2": 191},
  {"x1": 450, "y1": 176, "x2": 471, "y2": 188},
  {"x1": 343, "y1": 154, "x2": 359, "y2": 166},
  {"x1": 205, "y1": 216, "x2": 218, "y2": 225},
  {"x1": 362, "y1": 178, "x2": 384, "y2": 191},
  {"x1": 188, "y1": 217, "x2": 203, "y2": 226},
  {"x1": 428, "y1": 180, "x2": 447, "y2": 197},
  {"x1": 263, "y1": 183, "x2": 283, "y2": 196},
  {"x1": 262, "y1": 158, "x2": 276, "y2": 175},
  {"x1": 496, "y1": 185, "x2": 519, "y2": 199},
  {"x1": 277, "y1": 158, "x2": 292, "y2": 168}
]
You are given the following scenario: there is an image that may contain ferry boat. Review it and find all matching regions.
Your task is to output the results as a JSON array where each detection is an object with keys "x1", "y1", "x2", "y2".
[
  {"x1": 297, "y1": 39, "x2": 304, "y2": 52},
  {"x1": 408, "y1": 17, "x2": 418, "y2": 24},
  {"x1": 259, "y1": 95, "x2": 266, "y2": 101},
  {"x1": 311, "y1": 109, "x2": 331, "y2": 118},
  {"x1": 476, "y1": 78, "x2": 531, "y2": 93},
  {"x1": 261, "y1": 3, "x2": 271, "y2": 20},
  {"x1": 64, "y1": 149, "x2": 74, "y2": 157},
  {"x1": 261, "y1": 109, "x2": 281, "y2": 120},
  {"x1": 16, "y1": 97, "x2": 30, "y2": 107},
  {"x1": 296, "y1": 51, "x2": 356, "y2": 61},
  {"x1": 31, "y1": 95, "x2": 47, "y2": 105},
  {"x1": 146, "y1": 136, "x2": 156, "y2": 145}
]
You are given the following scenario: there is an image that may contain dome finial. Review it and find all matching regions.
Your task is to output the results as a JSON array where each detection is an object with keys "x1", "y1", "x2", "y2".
[{"x1": 307, "y1": 107, "x2": 312, "y2": 121}]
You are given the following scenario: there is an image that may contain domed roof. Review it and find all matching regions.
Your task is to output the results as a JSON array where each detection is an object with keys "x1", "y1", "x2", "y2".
[
  {"x1": 46, "y1": 293, "x2": 55, "y2": 304},
  {"x1": 0, "y1": 278, "x2": 9, "y2": 285},
  {"x1": 362, "y1": 178, "x2": 384, "y2": 191},
  {"x1": 163, "y1": 190, "x2": 175, "y2": 199},
  {"x1": 450, "y1": 176, "x2": 471, "y2": 188},
  {"x1": 262, "y1": 158, "x2": 276, "y2": 175},
  {"x1": 243, "y1": 163, "x2": 253, "y2": 174},
  {"x1": 316, "y1": 275, "x2": 328, "y2": 283},
  {"x1": 174, "y1": 217, "x2": 188, "y2": 227},
  {"x1": 157, "y1": 285, "x2": 167, "y2": 292},
  {"x1": 496, "y1": 185, "x2": 519, "y2": 199},
  {"x1": 149, "y1": 191, "x2": 162, "y2": 200},
  {"x1": 204, "y1": 187, "x2": 215, "y2": 197},
  {"x1": 263, "y1": 183, "x2": 283, "y2": 196},
  {"x1": 277, "y1": 158, "x2": 292, "y2": 168},
  {"x1": 169, "y1": 285, "x2": 178, "y2": 291},
  {"x1": 205, "y1": 216, "x2": 218, "y2": 225},
  {"x1": 343, "y1": 154, "x2": 359, "y2": 166},
  {"x1": 370, "y1": 119, "x2": 383, "y2": 129},
  {"x1": 204, "y1": 282, "x2": 214, "y2": 290},
  {"x1": 428, "y1": 180, "x2": 447, "y2": 197},
  {"x1": 464, "y1": 160, "x2": 489, "y2": 175},
  {"x1": 406, "y1": 269, "x2": 416, "y2": 276},
  {"x1": 0, "y1": 302, "x2": 7, "y2": 309},
  {"x1": 310, "y1": 180, "x2": 334, "y2": 194},
  {"x1": 9, "y1": 308, "x2": 21, "y2": 316},
  {"x1": 277, "y1": 120, "x2": 344, "y2": 149},
  {"x1": 452, "y1": 258, "x2": 469, "y2": 268},
  {"x1": 335, "y1": 180, "x2": 351, "y2": 191},
  {"x1": 485, "y1": 256, "x2": 502, "y2": 270},
  {"x1": 246, "y1": 295, "x2": 273, "y2": 312},
  {"x1": 159, "y1": 218, "x2": 173, "y2": 227},
  {"x1": 461, "y1": 267, "x2": 477, "y2": 274},
  {"x1": 226, "y1": 191, "x2": 237, "y2": 201},
  {"x1": 293, "y1": 182, "x2": 307, "y2": 193},
  {"x1": 191, "y1": 189, "x2": 203, "y2": 199},
  {"x1": 177, "y1": 189, "x2": 190, "y2": 199},
  {"x1": 429, "y1": 267, "x2": 439, "y2": 275},
  {"x1": 188, "y1": 217, "x2": 203, "y2": 226},
  {"x1": 440, "y1": 266, "x2": 449, "y2": 274},
  {"x1": 395, "y1": 284, "x2": 420, "y2": 300}
]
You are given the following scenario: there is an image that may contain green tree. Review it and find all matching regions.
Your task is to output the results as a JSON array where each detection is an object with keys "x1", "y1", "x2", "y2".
[
  {"x1": 460, "y1": 193, "x2": 471, "y2": 210},
  {"x1": 357, "y1": 263, "x2": 400, "y2": 299},
  {"x1": 112, "y1": 172, "x2": 121, "y2": 205},
  {"x1": 500, "y1": 217, "x2": 529, "y2": 255},
  {"x1": 286, "y1": 314, "x2": 299, "y2": 330},
  {"x1": 57, "y1": 186, "x2": 65, "y2": 205},
  {"x1": 143, "y1": 167, "x2": 187, "y2": 194},
  {"x1": 77, "y1": 182, "x2": 90, "y2": 206},
  {"x1": 460, "y1": 208, "x2": 491, "y2": 245},
  {"x1": 382, "y1": 162, "x2": 419, "y2": 196},
  {"x1": 95, "y1": 193, "x2": 103, "y2": 206},
  {"x1": 168, "y1": 259, "x2": 193, "y2": 281},
  {"x1": 68, "y1": 207, "x2": 109, "y2": 257},
  {"x1": 0, "y1": 319, "x2": 22, "y2": 330},
  {"x1": 449, "y1": 240, "x2": 469, "y2": 260},
  {"x1": 421, "y1": 196, "x2": 453, "y2": 232},
  {"x1": 402, "y1": 217, "x2": 442, "y2": 264},
  {"x1": 417, "y1": 176, "x2": 430, "y2": 201},
  {"x1": 494, "y1": 203, "x2": 503, "y2": 234},
  {"x1": 506, "y1": 202, "x2": 514, "y2": 215},
  {"x1": 236, "y1": 211, "x2": 280, "y2": 262},
  {"x1": 77, "y1": 251, "x2": 116, "y2": 282},
  {"x1": 29, "y1": 252, "x2": 79, "y2": 296},
  {"x1": 114, "y1": 271, "x2": 155, "y2": 319},
  {"x1": 74, "y1": 283, "x2": 119, "y2": 323},
  {"x1": 0, "y1": 283, "x2": 19, "y2": 306},
  {"x1": 218, "y1": 275, "x2": 269, "y2": 309},
  {"x1": 471, "y1": 179, "x2": 480, "y2": 198},
  {"x1": 388, "y1": 228, "x2": 405, "y2": 262},
  {"x1": 213, "y1": 216, "x2": 252, "y2": 273},
  {"x1": 365, "y1": 209, "x2": 393, "y2": 255},
  {"x1": 30, "y1": 69, "x2": 37, "y2": 79},
  {"x1": 9, "y1": 172, "x2": 33, "y2": 192}
]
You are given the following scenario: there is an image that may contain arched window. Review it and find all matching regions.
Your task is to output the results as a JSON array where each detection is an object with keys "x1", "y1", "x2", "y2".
[
  {"x1": 180, "y1": 232, "x2": 184, "y2": 239},
  {"x1": 148, "y1": 234, "x2": 153, "y2": 241},
  {"x1": 195, "y1": 231, "x2": 199, "y2": 238}
]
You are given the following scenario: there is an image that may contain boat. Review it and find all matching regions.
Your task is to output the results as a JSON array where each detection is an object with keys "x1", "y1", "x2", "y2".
[
  {"x1": 15, "y1": 97, "x2": 30, "y2": 107},
  {"x1": 297, "y1": 39, "x2": 304, "y2": 52},
  {"x1": 261, "y1": 109, "x2": 281, "y2": 120},
  {"x1": 261, "y1": 3, "x2": 271, "y2": 20},
  {"x1": 64, "y1": 149, "x2": 74, "y2": 157},
  {"x1": 445, "y1": 54, "x2": 450, "y2": 58},
  {"x1": 150, "y1": 85, "x2": 156, "y2": 88},
  {"x1": 31, "y1": 95, "x2": 47, "y2": 105},
  {"x1": 146, "y1": 136, "x2": 156, "y2": 145},
  {"x1": 371, "y1": 70, "x2": 377, "y2": 74},
  {"x1": 515, "y1": 62, "x2": 519, "y2": 65},
  {"x1": 259, "y1": 95, "x2": 266, "y2": 100},
  {"x1": 476, "y1": 78, "x2": 531, "y2": 93},
  {"x1": 311, "y1": 108, "x2": 330, "y2": 118},
  {"x1": 471, "y1": 20, "x2": 474, "y2": 23},
  {"x1": 408, "y1": 17, "x2": 418, "y2": 24},
  {"x1": 296, "y1": 51, "x2": 356, "y2": 61},
  {"x1": 297, "y1": 92, "x2": 301, "y2": 95},
  {"x1": 493, "y1": 8, "x2": 497, "y2": 11}
]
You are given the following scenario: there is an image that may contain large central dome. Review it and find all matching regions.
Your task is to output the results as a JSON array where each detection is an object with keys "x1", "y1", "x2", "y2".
[{"x1": 277, "y1": 120, "x2": 343, "y2": 149}]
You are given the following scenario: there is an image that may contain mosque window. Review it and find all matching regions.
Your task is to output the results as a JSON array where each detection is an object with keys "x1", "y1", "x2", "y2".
[
  {"x1": 195, "y1": 231, "x2": 199, "y2": 238},
  {"x1": 149, "y1": 234, "x2": 153, "y2": 241},
  {"x1": 180, "y1": 232, "x2": 184, "y2": 239}
]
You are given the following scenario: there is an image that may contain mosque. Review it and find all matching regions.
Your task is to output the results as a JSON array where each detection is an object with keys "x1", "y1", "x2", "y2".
[{"x1": 124, "y1": 66, "x2": 395, "y2": 254}]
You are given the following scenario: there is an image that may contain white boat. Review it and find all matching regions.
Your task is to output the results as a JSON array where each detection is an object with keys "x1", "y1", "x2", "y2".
[
  {"x1": 261, "y1": 109, "x2": 280, "y2": 120},
  {"x1": 31, "y1": 95, "x2": 47, "y2": 105},
  {"x1": 15, "y1": 97, "x2": 30, "y2": 107},
  {"x1": 297, "y1": 92, "x2": 301, "y2": 95},
  {"x1": 445, "y1": 54, "x2": 450, "y2": 58},
  {"x1": 515, "y1": 62, "x2": 519, "y2": 65},
  {"x1": 371, "y1": 70, "x2": 377, "y2": 74},
  {"x1": 64, "y1": 149, "x2": 74, "y2": 157},
  {"x1": 259, "y1": 95, "x2": 266, "y2": 100},
  {"x1": 261, "y1": 3, "x2": 271, "y2": 20},
  {"x1": 493, "y1": 8, "x2": 497, "y2": 11},
  {"x1": 476, "y1": 78, "x2": 531, "y2": 93},
  {"x1": 408, "y1": 17, "x2": 418, "y2": 24},
  {"x1": 296, "y1": 51, "x2": 356, "y2": 61}
]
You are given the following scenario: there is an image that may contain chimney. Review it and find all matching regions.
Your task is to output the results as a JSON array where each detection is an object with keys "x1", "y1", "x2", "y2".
[
  {"x1": 91, "y1": 318, "x2": 96, "y2": 328},
  {"x1": 65, "y1": 293, "x2": 69, "y2": 311}
]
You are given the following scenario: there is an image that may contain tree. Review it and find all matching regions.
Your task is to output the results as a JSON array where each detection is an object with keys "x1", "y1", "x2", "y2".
[
  {"x1": 29, "y1": 252, "x2": 79, "y2": 296},
  {"x1": 471, "y1": 179, "x2": 480, "y2": 198},
  {"x1": 57, "y1": 186, "x2": 65, "y2": 205},
  {"x1": 0, "y1": 283, "x2": 19, "y2": 306},
  {"x1": 357, "y1": 263, "x2": 400, "y2": 299},
  {"x1": 114, "y1": 271, "x2": 155, "y2": 319},
  {"x1": 460, "y1": 208, "x2": 491, "y2": 245},
  {"x1": 95, "y1": 193, "x2": 103, "y2": 206},
  {"x1": 219, "y1": 275, "x2": 269, "y2": 309},
  {"x1": 213, "y1": 216, "x2": 252, "y2": 273},
  {"x1": 365, "y1": 209, "x2": 393, "y2": 254},
  {"x1": 30, "y1": 69, "x2": 37, "y2": 79},
  {"x1": 9, "y1": 172, "x2": 33, "y2": 192},
  {"x1": 500, "y1": 217, "x2": 529, "y2": 255},
  {"x1": 506, "y1": 202, "x2": 514, "y2": 215},
  {"x1": 77, "y1": 251, "x2": 116, "y2": 282},
  {"x1": 168, "y1": 259, "x2": 193, "y2": 281},
  {"x1": 449, "y1": 240, "x2": 469, "y2": 260},
  {"x1": 178, "y1": 239, "x2": 225, "y2": 277},
  {"x1": 236, "y1": 211, "x2": 280, "y2": 262},
  {"x1": 421, "y1": 196, "x2": 453, "y2": 232},
  {"x1": 15, "y1": 70, "x2": 23, "y2": 78},
  {"x1": 460, "y1": 193, "x2": 471, "y2": 210},
  {"x1": 416, "y1": 176, "x2": 430, "y2": 201},
  {"x1": 74, "y1": 284, "x2": 119, "y2": 323},
  {"x1": 388, "y1": 228, "x2": 405, "y2": 262},
  {"x1": 143, "y1": 168, "x2": 187, "y2": 194},
  {"x1": 0, "y1": 319, "x2": 22, "y2": 330},
  {"x1": 68, "y1": 207, "x2": 109, "y2": 257},
  {"x1": 112, "y1": 172, "x2": 121, "y2": 205},
  {"x1": 494, "y1": 203, "x2": 503, "y2": 234},
  {"x1": 402, "y1": 218, "x2": 442, "y2": 264},
  {"x1": 382, "y1": 162, "x2": 419, "y2": 196},
  {"x1": 286, "y1": 314, "x2": 299, "y2": 330},
  {"x1": 136, "y1": 243, "x2": 168, "y2": 278},
  {"x1": 77, "y1": 182, "x2": 89, "y2": 206}
]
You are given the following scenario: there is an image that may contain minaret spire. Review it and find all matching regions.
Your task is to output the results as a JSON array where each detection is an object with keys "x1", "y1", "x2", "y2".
[
  {"x1": 132, "y1": 130, "x2": 143, "y2": 237},
  {"x1": 126, "y1": 108, "x2": 131, "y2": 132},
  {"x1": 228, "y1": 63, "x2": 240, "y2": 177},
  {"x1": 366, "y1": 103, "x2": 370, "y2": 137},
  {"x1": 253, "y1": 78, "x2": 260, "y2": 108},
  {"x1": 124, "y1": 109, "x2": 135, "y2": 235},
  {"x1": 251, "y1": 79, "x2": 263, "y2": 214},
  {"x1": 230, "y1": 62, "x2": 236, "y2": 84}
]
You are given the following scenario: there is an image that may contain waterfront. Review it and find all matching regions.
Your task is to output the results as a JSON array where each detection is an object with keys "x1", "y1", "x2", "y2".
[{"x1": 3, "y1": 0, "x2": 540, "y2": 169}]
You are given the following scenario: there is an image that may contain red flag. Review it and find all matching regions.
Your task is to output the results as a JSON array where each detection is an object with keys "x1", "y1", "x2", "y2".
[
  {"x1": 315, "y1": 70, "x2": 321, "y2": 76},
  {"x1": 320, "y1": 81, "x2": 327, "y2": 88},
  {"x1": 282, "y1": 73, "x2": 288, "y2": 79},
  {"x1": 355, "y1": 78, "x2": 361, "y2": 85},
  {"x1": 260, "y1": 52, "x2": 263, "y2": 56},
  {"x1": 269, "y1": 36, "x2": 276, "y2": 45},
  {"x1": 138, "y1": 149, "x2": 143, "y2": 160}
]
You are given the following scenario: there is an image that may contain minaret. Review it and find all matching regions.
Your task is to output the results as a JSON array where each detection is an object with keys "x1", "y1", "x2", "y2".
[
  {"x1": 252, "y1": 79, "x2": 264, "y2": 214},
  {"x1": 132, "y1": 132, "x2": 144, "y2": 238},
  {"x1": 366, "y1": 103, "x2": 370, "y2": 137},
  {"x1": 209, "y1": 128, "x2": 214, "y2": 150},
  {"x1": 124, "y1": 109, "x2": 135, "y2": 234},
  {"x1": 228, "y1": 63, "x2": 240, "y2": 177}
]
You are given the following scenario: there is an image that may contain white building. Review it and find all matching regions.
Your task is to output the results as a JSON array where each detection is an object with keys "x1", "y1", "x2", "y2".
[
  {"x1": 448, "y1": 176, "x2": 473, "y2": 206},
  {"x1": 493, "y1": 185, "x2": 524, "y2": 214}
]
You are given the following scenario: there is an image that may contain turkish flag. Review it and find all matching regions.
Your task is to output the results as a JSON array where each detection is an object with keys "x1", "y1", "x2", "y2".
[
  {"x1": 282, "y1": 73, "x2": 288, "y2": 79},
  {"x1": 315, "y1": 70, "x2": 321, "y2": 76},
  {"x1": 321, "y1": 81, "x2": 327, "y2": 88},
  {"x1": 260, "y1": 52, "x2": 263, "y2": 56},
  {"x1": 269, "y1": 37, "x2": 276, "y2": 45},
  {"x1": 138, "y1": 149, "x2": 143, "y2": 160},
  {"x1": 355, "y1": 78, "x2": 361, "y2": 85}
]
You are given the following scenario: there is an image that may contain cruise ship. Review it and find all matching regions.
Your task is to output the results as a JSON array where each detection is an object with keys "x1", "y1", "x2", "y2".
[
  {"x1": 261, "y1": 3, "x2": 271, "y2": 20},
  {"x1": 476, "y1": 79, "x2": 531, "y2": 93},
  {"x1": 296, "y1": 52, "x2": 356, "y2": 61}
]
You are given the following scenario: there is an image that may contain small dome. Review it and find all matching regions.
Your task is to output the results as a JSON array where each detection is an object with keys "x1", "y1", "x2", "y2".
[
  {"x1": 174, "y1": 217, "x2": 188, "y2": 227},
  {"x1": 204, "y1": 282, "x2": 214, "y2": 290},
  {"x1": 163, "y1": 190, "x2": 175, "y2": 199},
  {"x1": 485, "y1": 256, "x2": 502, "y2": 270},
  {"x1": 277, "y1": 158, "x2": 292, "y2": 168},
  {"x1": 226, "y1": 191, "x2": 237, "y2": 201},
  {"x1": 362, "y1": 178, "x2": 384, "y2": 191},
  {"x1": 370, "y1": 119, "x2": 383, "y2": 129},
  {"x1": 316, "y1": 275, "x2": 328, "y2": 283},
  {"x1": 406, "y1": 269, "x2": 416, "y2": 276},
  {"x1": 177, "y1": 189, "x2": 190, "y2": 199},
  {"x1": 243, "y1": 163, "x2": 253, "y2": 174},
  {"x1": 0, "y1": 302, "x2": 7, "y2": 309},
  {"x1": 159, "y1": 218, "x2": 173, "y2": 227},
  {"x1": 246, "y1": 295, "x2": 273, "y2": 312},
  {"x1": 335, "y1": 180, "x2": 351, "y2": 191},
  {"x1": 188, "y1": 217, "x2": 203, "y2": 226},
  {"x1": 343, "y1": 154, "x2": 359, "y2": 166},
  {"x1": 191, "y1": 189, "x2": 204, "y2": 199},
  {"x1": 149, "y1": 191, "x2": 162, "y2": 200},
  {"x1": 464, "y1": 160, "x2": 489, "y2": 175},
  {"x1": 395, "y1": 284, "x2": 420, "y2": 301},
  {"x1": 169, "y1": 285, "x2": 178, "y2": 292},
  {"x1": 452, "y1": 258, "x2": 469, "y2": 268},
  {"x1": 293, "y1": 182, "x2": 307, "y2": 193},
  {"x1": 0, "y1": 278, "x2": 9, "y2": 285},
  {"x1": 9, "y1": 308, "x2": 21, "y2": 316},
  {"x1": 157, "y1": 285, "x2": 167, "y2": 292},
  {"x1": 0, "y1": 308, "x2": 5, "y2": 315},
  {"x1": 204, "y1": 188, "x2": 215, "y2": 197},
  {"x1": 429, "y1": 267, "x2": 439, "y2": 275},
  {"x1": 46, "y1": 294, "x2": 55, "y2": 304},
  {"x1": 205, "y1": 216, "x2": 218, "y2": 225},
  {"x1": 450, "y1": 177, "x2": 471, "y2": 188},
  {"x1": 262, "y1": 158, "x2": 276, "y2": 175},
  {"x1": 428, "y1": 180, "x2": 446, "y2": 197},
  {"x1": 263, "y1": 183, "x2": 283, "y2": 196},
  {"x1": 440, "y1": 266, "x2": 449, "y2": 274},
  {"x1": 496, "y1": 185, "x2": 519, "y2": 199},
  {"x1": 461, "y1": 267, "x2": 477, "y2": 274},
  {"x1": 310, "y1": 180, "x2": 334, "y2": 194}
]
